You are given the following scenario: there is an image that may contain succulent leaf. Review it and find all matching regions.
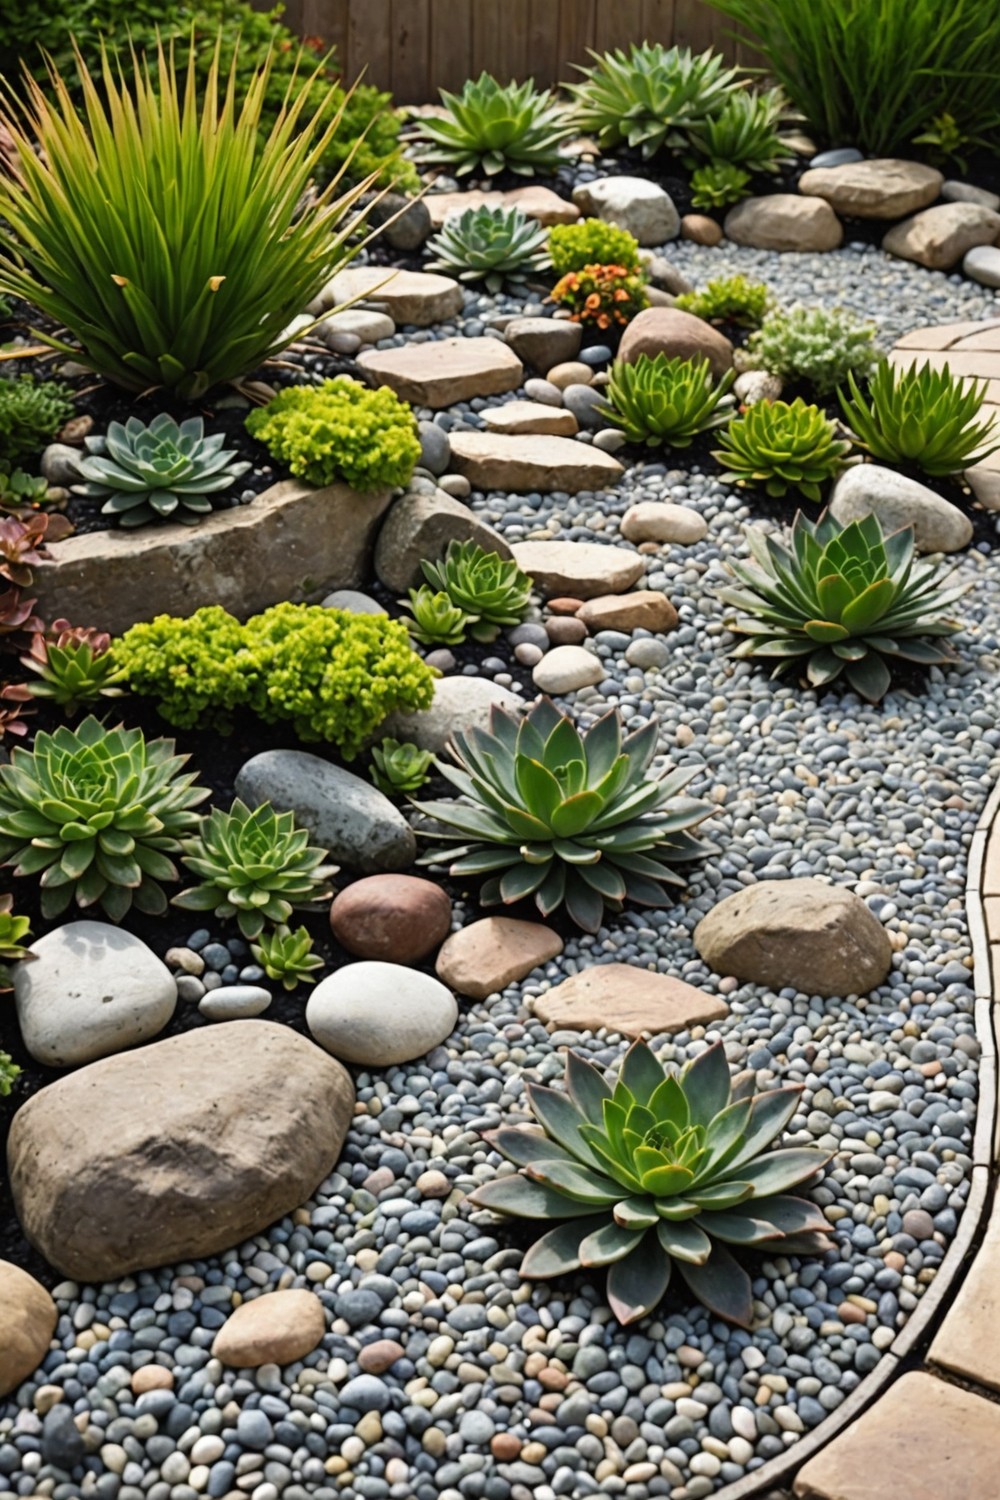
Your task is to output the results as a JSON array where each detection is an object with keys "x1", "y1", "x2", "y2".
[
  {"x1": 75, "y1": 414, "x2": 249, "y2": 529},
  {"x1": 601, "y1": 353, "x2": 736, "y2": 447},
  {"x1": 840, "y1": 359, "x2": 1000, "y2": 475},
  {"x1": 426, "y1": 206, "x2": 551, "y2": 291},
  {"x1": 413, "y1": 73, "x2": 571, "y2": 176},
  {"x1": 714, "y1": 398, "x2": 853, "y2": 501}
]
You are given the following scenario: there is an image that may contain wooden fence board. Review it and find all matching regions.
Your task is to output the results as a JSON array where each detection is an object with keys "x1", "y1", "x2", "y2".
[{"x1": 272, "y1": 0, "x2": 760, "y2": 100}]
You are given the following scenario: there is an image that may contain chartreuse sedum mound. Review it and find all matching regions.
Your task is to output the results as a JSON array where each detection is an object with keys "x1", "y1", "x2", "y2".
[
  {"x1": 416, "y1": 697, "x2": 713, "y2": 934},
  {"x1": 469, "y1": 1039, "x2": 833, "y2": 1325},
  {"x1": 0, "y1": 39, "x2": 382, "y2": 398},
  {"x1": 719, "y1": 509, "x2": 966, "y2": 703}
]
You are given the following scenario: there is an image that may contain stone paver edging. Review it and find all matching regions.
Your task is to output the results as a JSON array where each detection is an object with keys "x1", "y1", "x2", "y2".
[{"x1": 706, "y1": 768, "x2": 1000, "y2": 1500}]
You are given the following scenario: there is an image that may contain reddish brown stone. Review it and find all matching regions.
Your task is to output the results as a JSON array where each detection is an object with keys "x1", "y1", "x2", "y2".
[
  {"x1": 435, "y1": 917, "x2": 563, "y2": 999},
  {"x1": 547, "y1": 597, "x2": 585, "y2": 615},
  {"x1": 681, "y1": 214, "x2": 723, "y2": 246},
  {"x1": 358, "y1": 1339, "x2": 406, "y2": 1374},
  {"x1": 545, "y1": 616, "x2": 588, "y2": 645},
  {"x1": 576, "y1": 591, "x2": 678, "y2": 633},
  {"x1": 618, "y1": 307, "x2": 734, "y2": 379},
  {"x1": 330, "y1": 875, "x2": 452, "y2": 964}
]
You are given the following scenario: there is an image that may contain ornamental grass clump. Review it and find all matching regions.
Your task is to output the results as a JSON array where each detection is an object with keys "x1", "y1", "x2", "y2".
[
  {"x1": 74, "y1": 414, "x2": 251, "y2": 527},
  {"x1": 0, "y1": 717, "x2": 208, "y2": 920},
  {"x1": 412, "y1": 73, "x2": 571, "y2": 177},
  {"x1": 245, "y1": 379, "x2": 420, "y2": 491},
  {"x1": 551, "y1": 264, "x2": 649, "y2": 330},
  {"x1": 548, "y1": 221, "x2": 642, "y2": 277},
  {"x1": 566, "y1": 43, "x2": 740, "y2": 157},
  {"x1": 426, "y1": 206, "x2": 551, "y2": 293},
  {"x1": 469, "y1": 1039, "x2": 832, "y2": 1325},
  {"x1": 839, "y1": 360, "x2": 1000, "y2": 476},
  {"x1": 719, "y1": 509, "x2": 966, "y2": 702},
  {"x1": 0, "y1": 40, "x2": 382, "y2": 398},
  {"x1": 746, "y1": 306, "x2": 879, "y2": 397},
  {"x1": 601, "y1": 354, "x2": 736, "y2": 447},
  {"x1": 416, "y1": 698, "x2": 713, "y2": 933},
  {"x1": 714, "y1": 398, "x2": 853, "y2": 502},
  {"x1": 422, "y1": 541, "x2": 533, "y2": 642},
  {"x1": 175, "y1": 798, "x2": 336, "y2": 939}
]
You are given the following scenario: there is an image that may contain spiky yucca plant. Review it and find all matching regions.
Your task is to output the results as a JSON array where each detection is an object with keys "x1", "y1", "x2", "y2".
[
  {"x1": 73, "y1": 414, "x2": 250, "y2": 527},
  {"x1": 839, "y1": 360, "x2": 1000, "y2": 476},
  {"x1": 413, "y1": 73, "x2": 571, "y2": 176},
  {"x1": 0, "y1": 717, "x2": 208, "y2": 920},
  {"x1": 719, "y1": 510, "x2": 966, "y2": 702},
  {"x1": 174, "y1": 798, "x2": 337, "y2": 940},
  {"x1": 715, "y1": 399, "x2": 853, "y2": 502},
  {"x1": 469, "y1": 1039, "x2": 832, "y2": 1325},
  {"x1": 426, "y1": 206, "x2": 551, "y2": 293},
  {"x1": 0, "y1": 40, "x2": 381, "y2": 398},
  {"x1": 416, "y1": 699, "x2": 713, "y2": 933},
  {"x1": 601, "y1": 354, "x2": 736, "y2": 446},
  {"x1": 566, "y1": 43, "x2": 740, "y2": 156},
  {"x1": 421, "y1": 540, "x2": 534, "y2": 642}
]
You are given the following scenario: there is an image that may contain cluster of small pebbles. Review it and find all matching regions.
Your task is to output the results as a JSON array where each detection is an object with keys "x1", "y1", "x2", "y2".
[{"x1": 2, "y1": 233, "x2": 997, "y2": 1500}]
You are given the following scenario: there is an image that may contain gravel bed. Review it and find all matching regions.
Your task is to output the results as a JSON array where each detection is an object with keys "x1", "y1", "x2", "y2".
[{"x1": 2, "y1": 240, "x2": 998, "y2": 1500}]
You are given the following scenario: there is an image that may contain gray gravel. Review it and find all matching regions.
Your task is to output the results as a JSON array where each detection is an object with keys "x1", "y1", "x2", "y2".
[{"x1": 1, "y1": 237, "x2": 995, "y2": 1500}]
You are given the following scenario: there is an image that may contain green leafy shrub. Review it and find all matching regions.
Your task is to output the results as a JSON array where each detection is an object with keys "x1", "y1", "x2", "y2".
[
  {"x1": 839, "y1": 360, "x2": 1000, "y2": 476},
  {"x1": 469, "y1": 1039, "x2": 831, "y2": 1325},
  {"x1": 426, "y1": 207, "x2": 551, "y2": 293},
  {"x1": 114, "y1": 604, "x2": 436, "y2": 759},
  {"x1": 370, "y1": 737, "x2": 434, "y2": 797},
  {"x1": 1, "y1": 0, "x2": 417, "y2": 193},
  {"x1": 246, "y1": 378, "x2": 420, "y2": 491},
  {"x1": 704, "y1": 0, "x2": 1000, "y2": 157},
  {"x1": 0, "y1": 894, "x2": 32, "y2": 992},
  {"x1": 0, "y1": 717, "x2": 208, "y2": 921},
  {"x1": 601, "y1": 354, "x2": 736, "y2": 446},
  {"x1": 719, "y1": 509, "x2": 965, "y2": 701},
  {"x1": 566, "y1": 43, "x2": 740, "y2": 157},
  {"x1": 746, "y1": 306, "x2": 879, "y2": 397},
  {"x1": 715, "y1": 398, "x2": 853, "y2": 502},
  {"x1": 0, "y1": 43, "x2": 379, "y2": 399},
  {"x1": 0, "y1": 377, "x2": 74, "y2": 466},
  {"x1": 685, "y1": 86, "x2": 791, "y2": 172},
  {"x1": 401, "y1": 585, "x2": 472, "y2": 646},
  {"x1": 551, "y1": 264, "x2": 649, "y2": 330},
  {"x1": 412, "y1": 73, "x2": 571, "y2": 177},
  {"x1": 252, "y1": 924, "x2": 324, "y2": 989},
  {"x1": 74, "y1": 414, "x2": 250, "y2": 528},
  {"x1": 417, "y1": 698, "x2": 712, "y2": 933},
  {"x1": 22, "y1": 620, "x2": 126, "y2": 712},
  {"x1": 674, "y1": 275, "x2": 772, "y2": 328},
  {"x1": 689, "y1": 163, "x2": 751, "y2": 209},
  {"x1": 175, "y1": 798, "x2": 336, "y2": 939},
  {"x1": 0, "y1": 1051, "x2": 21, "y2": 1097},
  {"x1": 548, "y1": 221, "x2": 642, "y2": 277},
  {"x1": 422, "y1": 541, "x2": 533, "y2": 642}
]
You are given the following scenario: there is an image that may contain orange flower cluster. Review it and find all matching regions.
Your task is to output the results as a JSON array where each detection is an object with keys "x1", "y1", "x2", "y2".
[{"x1": 550, "y1": 262, "x2": 649, "y2": 330}]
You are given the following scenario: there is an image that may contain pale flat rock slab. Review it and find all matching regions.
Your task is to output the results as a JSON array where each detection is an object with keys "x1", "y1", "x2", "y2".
[
  {"x1": 532, "y1": 644, "x2": 605, "y2": 693},
  {"x1": 894, "y1": 318, "x2": 1000, "y2": 351},
  {"x1": 572, "y1": 177, "x2": 679, "y2": 245},
  {"x1": 306, "y1": 961, "x2": 458, "y2": 1065},
  {"x1": 829, "y1": 464, "x2": 973, "y2": 552},
  {"x1": 425, "y1": 184, "x2": 579, "y2": 230},
  {"x1": 577, "y1": 590, "x2": 678, "y2": 633},
  {"x1": 620, "y1": 501, "x2": 709, "y2": 544},
  {"x1": 793, "y1": 1371, "x2": 1000, "y2": 1500},
  {"x1": 0, "y1": 1261, "x2": 57, "y2": 1397},
  {"x1": 930, "y1": 1195, "x2": 1000, "y2": 1389},
  {"x1": 797, "y1": 158, "x2": 942, "y2": 219},
  {"x1": 15, "y1": 922, "x2": 176, "y2": 1069},
  {"x1": 481, "y1": 401, "x2": 578, "y2": 436},
  {"x1": 724, "y1": 194, "x2": 843, "y2": 252},
  {"x1": 33, "y1": 479, "x2": 393, "y2": 637},
  {"x1": 8, "y1": 1022, "x2": 354, "y2": 1281},
  {"x1": 212, "y1": 1290, "x2": 326, "y2": 1368},
  {"x1": 435, "y1": 917, "x2": 563, "y2": 1000},
  {"x1": 532, "y1": 964, "x2": 728, "y2": 1038},
  {"x1": 448, "y1": 431, "x2": 623, "y2": 494},
  {"x1": 317, "y1": 307, "x2": 395, "y2": 344},
  {"x1": 882, "y1": 202, "x2": 1000, "y2": 269},
  {"x1": 374, "y1": 489, "x2": 512, "y2": 591},
  {"x1": 694, "y1": 877, "x2": 892, "y2": 998},
  {"x1": 312, "y1": 265, "x2": 463, "y2": 326},
  {"x1": 358, "y1": 337, "x2": 522, "y2": 408},
  {"x1": 512, "y1": 540, "x2": 644, "y2": 599},
  {"x1": 383, "y1": 676, "x2": 524, "y2": 752}
]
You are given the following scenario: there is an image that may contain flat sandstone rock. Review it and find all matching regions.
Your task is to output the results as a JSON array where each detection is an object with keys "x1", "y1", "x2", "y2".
[
  {"x1": 358, "y1": 338, "x2": 523, "y2": 408},
  {"x1": 532, "y1": 964, "x2": 728, "y2": 1037},
  {"x1": 447, "y1": 432, "x2": 623, "y2": 493}
]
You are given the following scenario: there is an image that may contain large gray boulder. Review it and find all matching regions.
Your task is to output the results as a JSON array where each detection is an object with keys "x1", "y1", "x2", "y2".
[
  {"x1": 694, "y1": 878, "x2": 892, "y2": 998},
  {"x1": 7, "y1": 1021, "x2": 354, "y2": 1280},
  {"x1": 829, "y1": 465, "x2": 973, "y2": 553}
]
